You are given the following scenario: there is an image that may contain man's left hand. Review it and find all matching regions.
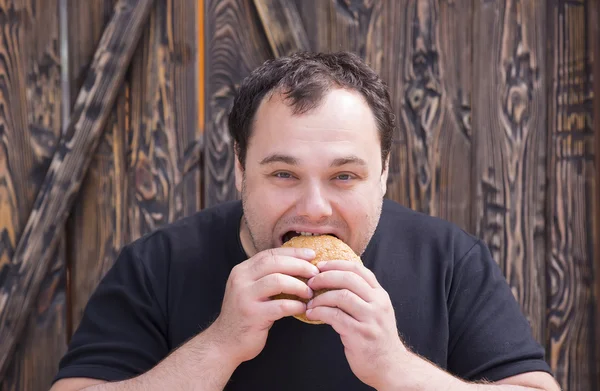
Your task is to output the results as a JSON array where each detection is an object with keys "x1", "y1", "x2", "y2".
[{"x1": 305, "y1": 260, "x2": 405, "y2": 390}]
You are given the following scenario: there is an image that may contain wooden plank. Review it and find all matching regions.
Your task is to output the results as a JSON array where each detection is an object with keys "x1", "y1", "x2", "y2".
[
  {"x1": 203, "y1": 0, "x2": 271, "y2": 207},
  {"x1": 0, "y1": 0, "x2": 67, "y2": 389},
  {"x1": 127, "y1": 0, "x2": 201, "y2": 240},
  {"x1": 472, "y1": 0, "x2": 547, "y2": 346},
  {"x1": 590, "y1": 0, "x2": 600, "y2": 386},
  {"x1": 294, "y1": 0, "x2": 382, "y2": 67},
  {"x1": 65, "y1": 0, "x2": 128, "y2": 337},
  {"x1": 546, "y1": 0, "x2": 597, "y2": 389},
  {"x1": 253, "y1": 0, "x2": 310, "y2": 56},
  {"x1": 0, "y1": 0, "x2": 153, "y2": 378},
  {"x1": 377, "y1": 0, "x2": 474, "y2": 233}
]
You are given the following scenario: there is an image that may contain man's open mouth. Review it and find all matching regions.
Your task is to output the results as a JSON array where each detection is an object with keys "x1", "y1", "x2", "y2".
[{"x1": 282, "y1": 231, "x2": 338, "y2": 243}]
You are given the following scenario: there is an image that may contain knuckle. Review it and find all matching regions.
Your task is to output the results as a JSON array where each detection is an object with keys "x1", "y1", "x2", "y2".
[
  {"x1": 228, "y1": 268, "x2": 242, "y2": 287},
  {"x1": 362, "y1": 325, "x2": 378, "y2": 341},
  {"x1": 251, "y1": 255, "x2": 269, "y2": 274},
  {"x1": 344, "y1": 272, "x2": 359, "y2": 286},
  {"x1": 340, "y1": 289, "x2": 352, "y2": 301},
  {"x1": 278, "y1": 300, "x2": 292, "y2": 313},
  {"x1": 271, "y1": 273, "x2": 283, "y2": 287},
  {"x1": 238, "y1": 298, "x2": 252, "y2": 317},
  {"x1": 333, "y1": 308, "x2": 343, "y2": 320}
]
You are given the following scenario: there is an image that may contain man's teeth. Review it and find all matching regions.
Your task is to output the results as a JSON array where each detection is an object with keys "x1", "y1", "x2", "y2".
[{"x1": 298, "y1": 231, "x2": 321, "y2": 236}]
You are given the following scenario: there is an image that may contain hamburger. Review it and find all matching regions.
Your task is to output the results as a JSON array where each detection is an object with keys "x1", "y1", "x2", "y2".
[{"x1": 272, "y1": 234, "x2": 363, "y2": 324}]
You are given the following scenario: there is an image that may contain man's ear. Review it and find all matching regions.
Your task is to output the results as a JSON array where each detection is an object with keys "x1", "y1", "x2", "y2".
[
  {"x1": 234, "y1": 143, "x2": 243, "y2": 193},
  {"x1": 380, "y1": 154, "x2": 390, "y2": 195}
]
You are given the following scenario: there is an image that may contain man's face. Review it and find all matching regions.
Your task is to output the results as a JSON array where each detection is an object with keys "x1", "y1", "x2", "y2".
[{"x1": 235, "y1": 88, "x2": 389, "y2": 257}]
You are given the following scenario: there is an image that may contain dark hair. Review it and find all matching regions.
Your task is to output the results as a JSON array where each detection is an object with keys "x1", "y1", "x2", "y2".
[{"x1": 228, "y1": 51, "x2": 395, "y2": 170}]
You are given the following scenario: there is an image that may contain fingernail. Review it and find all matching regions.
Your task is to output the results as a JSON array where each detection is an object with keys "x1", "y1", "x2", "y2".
[
  {"x1": 304, "y1": 249, "x2": 316, "y2": 257},
  {"x1": 311, "y1": 266, "x2": 320, "y2": 275},
  {"x1": 307, "y1": 300, "x2": 313, "y2": 308},
  {"x1": 308, "y1": 277, "x2": 315, "y2": 286},
  {"x1": 317, "y1": 261, "x2": 327, "y2": 268},
  {"x1": 306, "y1": 309, "x2": 313, "y2": 315},
  {"x1": 307, "y1": 288, "x2": 314, "y2": 298}
]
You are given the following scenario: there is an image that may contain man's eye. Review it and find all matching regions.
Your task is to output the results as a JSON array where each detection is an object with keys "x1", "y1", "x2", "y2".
[
  {"x1": 336, "y1": 174, "x2": 353, "y2": 181},
  {"x1": 274, "y1": 172, "x2": 292, "y2": 179}
]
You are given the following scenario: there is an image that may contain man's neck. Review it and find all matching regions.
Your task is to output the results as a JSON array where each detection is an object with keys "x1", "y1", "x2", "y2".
[{"x1": 239, "y1": 215, "x2": 257, "y2": 258}]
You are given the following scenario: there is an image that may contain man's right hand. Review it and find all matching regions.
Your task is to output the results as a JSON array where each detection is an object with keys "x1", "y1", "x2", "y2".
[
  {"x1": 50, "y1": 247, "x2": 320, "y2": 391},
  {"x1": 208, "y1": 247, "x2": 320, "y2": 365}
]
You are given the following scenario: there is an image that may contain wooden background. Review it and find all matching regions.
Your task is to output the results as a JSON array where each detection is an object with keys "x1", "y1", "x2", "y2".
[{"x1": 0, "y1": 0, "x2": 598, "y2": 390}]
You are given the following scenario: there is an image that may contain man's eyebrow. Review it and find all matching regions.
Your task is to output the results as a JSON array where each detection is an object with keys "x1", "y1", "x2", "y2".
[
  {"x1": 259, "y1": 154, "x2": 367, "y2": 167},
  {"x1": 260, "y1": 154, "x2": 298, "y2": 165},
  {"x1": 330, "y1": 155, "x2": 368, "y2": 167}
]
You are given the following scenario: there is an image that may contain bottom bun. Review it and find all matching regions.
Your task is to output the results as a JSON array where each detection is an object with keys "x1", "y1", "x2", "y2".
[{"x1": 272, "y1": 234, "x2": 362, "y2": 325}]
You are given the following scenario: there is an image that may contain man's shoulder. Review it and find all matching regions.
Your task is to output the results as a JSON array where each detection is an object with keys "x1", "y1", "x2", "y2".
[
  {"x1": 378, "y1": 198, "x2": 479, "y2": 255},
  {"x1": 380, "y1": 198, "x2": 473, "y2": 236},
  {"x1": 127, "y1": 200, "x2": 243, "y2": 260}
]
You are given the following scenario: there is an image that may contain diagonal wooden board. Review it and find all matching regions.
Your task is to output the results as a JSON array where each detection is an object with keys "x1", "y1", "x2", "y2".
[
  {"x1": 252, "y1": 0, "x2": 311, "y2": 56},
  {"x1": 0, "y1": 0, "x2": 154, "y2": 379}
]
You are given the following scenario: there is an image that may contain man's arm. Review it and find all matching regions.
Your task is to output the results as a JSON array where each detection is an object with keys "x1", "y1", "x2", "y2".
[
  {"x1": 52, "y1": 246, "x2": 320, "y2": 391},
  {"x1": 50, "y1": 325, "x2": 238, "y2": 391},
  {"x1": 382, "y1": 351, "x2": 561, "y2": 391}
]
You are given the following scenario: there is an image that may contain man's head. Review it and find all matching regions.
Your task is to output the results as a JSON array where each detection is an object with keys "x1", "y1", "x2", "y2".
[{"x1": 229, "y1": 51, "x2": 395, "y2": 257}]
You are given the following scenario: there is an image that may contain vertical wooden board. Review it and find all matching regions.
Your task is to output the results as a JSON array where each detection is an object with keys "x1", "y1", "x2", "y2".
[
  {"x1": 376, "y1": 0, "x2": 410, "y2": 209},
  {"x1": 294, "y1": 0, "x2": 382, "y2": 67},
  {"x1": 65, "y1": 0, "x2": 116, "y2": 102},
  {"x1": 65, "y1": 0, "x2": 128, "y2": 337},
  {"x1": 472, "y1": 0, "x2": 547, "y2": 345},
  {"x1": 0, "y1": 0, "x2": 66, "y2": 389},
  {"x1": 590, "y1": 0, "x2": 600, "y2": 386},
  {"x1": 435, "y1": 1, "x2": 473, "y2": 232},
  {"x1": 203, "y1": 0, "x2": 271, "y2": 207},
  {"x1": 128, "y1": 0, "x2": 200, "y2": 239},
  {"x1": 546, "y1": 0, "x2": 597, "y2": 388},
  {"x1": 378, "y1": 0, "x2": 474, "y2": 233},
  {"x1": 253, "y1": 0, "x2": 310, "y2": 56}
]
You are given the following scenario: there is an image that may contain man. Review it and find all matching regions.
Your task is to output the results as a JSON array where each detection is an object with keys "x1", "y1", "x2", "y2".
[{"x1": 51, "y1": 51, "x2": 560, "y2": 390}]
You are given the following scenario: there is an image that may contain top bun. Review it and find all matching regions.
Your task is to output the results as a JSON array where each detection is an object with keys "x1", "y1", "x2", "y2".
[{"x1": 273, "y1": 234, "x2": 362, "y2": 324}]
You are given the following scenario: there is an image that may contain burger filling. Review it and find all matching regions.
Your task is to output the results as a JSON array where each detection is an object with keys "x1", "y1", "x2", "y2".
[{"x1": 282, "y1": 231, "x2": 338, "y2": 243}]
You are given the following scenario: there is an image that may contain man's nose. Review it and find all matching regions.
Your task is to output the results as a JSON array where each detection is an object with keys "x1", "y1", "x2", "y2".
[{"x1": 297, "y1": 182, "x2": 332, "y2": 221}]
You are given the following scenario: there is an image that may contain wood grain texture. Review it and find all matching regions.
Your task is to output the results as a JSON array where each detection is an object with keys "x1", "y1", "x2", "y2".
[
  {"x1": 590, "y1": 0, "x2": 600, "y2": 386},
  {"x1": 294, "y1": 0, "x2": 382, "y2": 67},
  {"x1": 546, "y1": 0, "x2": 597, "y2": 388},
  {"x1": 0, "y1": 0, "x2": 153, "y2": 378},
  {"x1": 127, "y1": 0, "x2": 201, "y2": 240},
  {"x1": 65, "y1": 0, "x2": 128, "y2": 337},
  {"x1": 472, "y1": 0, "x2": 547, "y2": 345},
  {"x1": 380, "y1": 0, "x2": 474, "y2": 233},
  {"x1": 204, "y1": 0, "x2": 271, "y2": 207},
  {"x1": 0, "y1": 0, "x2": 66, "y2": 389},
  {"x1": 253, "y1": 0, "x2": 310, "y2": 56}
]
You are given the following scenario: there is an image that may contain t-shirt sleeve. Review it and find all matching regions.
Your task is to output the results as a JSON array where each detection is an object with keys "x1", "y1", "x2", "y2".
[
  {"x1": 53, "y1": 242, "x2": 169, "y2": 383},
  {"x1": 446, "y1": 240, "x2": 553, "y2": 382}
]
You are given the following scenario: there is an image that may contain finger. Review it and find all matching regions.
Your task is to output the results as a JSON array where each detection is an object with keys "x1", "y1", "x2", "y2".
[
  {"x1": 260, "y1": 299, "x2": 307, "y2": 322},
  {"x1": 266, "y1": 246, "x2": 317, "y2": 260},
  {"x1": 305, "y1": 306, "x2": 358, "y2": 337},
  {"x1": 247, "y1": 249, "x2": 319, "y2": 280},
  {"x1": 307, "y1": 289, "x2": 370, "y2": 322},
  {"x1": 308, "y1": 270, "x2": 375, "y2": 302},
  {"x1": 316, "y1": 260, "x2": 379, "y2": 288},
  {"x1": 254, "y1": 273, "x2": 314, "y2": 301}
]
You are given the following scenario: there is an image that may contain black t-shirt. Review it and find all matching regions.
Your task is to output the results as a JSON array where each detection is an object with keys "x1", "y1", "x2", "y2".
[{"x1": 54, "y1": 199, "x2": 552, "y2": 389}]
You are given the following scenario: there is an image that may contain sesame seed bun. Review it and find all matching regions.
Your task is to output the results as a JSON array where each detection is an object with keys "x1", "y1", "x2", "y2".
[{"x1": 272, "y1": 234, "x2": 363, "y2": 324}]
